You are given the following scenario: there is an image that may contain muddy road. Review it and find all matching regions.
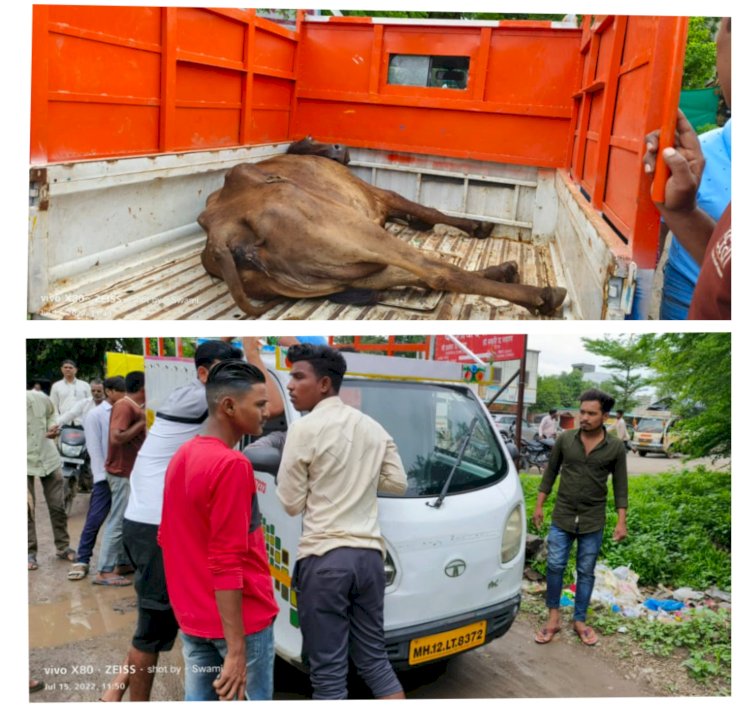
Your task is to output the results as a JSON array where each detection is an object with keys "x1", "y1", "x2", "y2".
[{"x1": 29, "y1": 489, "x2": 658, "y2": 701}]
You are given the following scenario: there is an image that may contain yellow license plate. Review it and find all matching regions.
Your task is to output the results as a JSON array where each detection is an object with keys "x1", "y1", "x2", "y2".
[{"x1": 408, "y1": 620, "x2": 487, "y2": 665}]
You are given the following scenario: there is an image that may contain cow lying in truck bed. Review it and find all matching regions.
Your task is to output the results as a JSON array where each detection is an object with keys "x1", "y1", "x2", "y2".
[{"x1": 197, "y1": 137, "x2": 567, "y2": 317}]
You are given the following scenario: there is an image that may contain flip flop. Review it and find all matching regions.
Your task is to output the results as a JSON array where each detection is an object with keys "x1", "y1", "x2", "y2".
[
  {"x1": 29, "y1": 679, "x2": 45, "y2": 693},
  {"x1": 68, "y1": 563, "x2": 89, "y2": 581},
  {"x1": 28, "y1": 554, "x2": 39, "y2": 571},
  {"x1": 92, "y1": 575, "x2": 132, "y2": 587},
  {"x1": 534, "y1": 626, "x2": 561, "y2": 644},
  {"x1": 56, "y1": 547, "x2": 77, "y2": 562},
  {"x1": 574, "y1": 625, "x2": 599, "y2": 646}
]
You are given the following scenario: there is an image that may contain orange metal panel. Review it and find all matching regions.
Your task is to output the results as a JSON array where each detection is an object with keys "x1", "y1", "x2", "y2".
[
  {"x1": 176, "y1": 63, "x2": 243, "y2": 104},
  {"x1": 30, "y1": 6, "x2": 49, "y2": 164},
  {"x1": 253, "y1": 76, "x2": 294, "y2": 109},
  {"x1": 48, "y1": 103, "x2": 160, "y2": 159},
  {"x1": 297, "y1": 25, "x2": 374, "y2": 94},
  {"x1": 48, "y1": 5, "x2": 162, "y2": 45},
  {"x1": 485, "y1": 30, "x2": 580, "y2": 108},
  {"x1": 173, "y1": 107, "x2": 240, "y2": 150},
  {"x1": 254, "y1": 26, "x2": 297, "y2": 74},
  {"x1": 176, "y1": 7, "x2": 245, "y2": 63},
  {"x1": 293, "y1": 101, "x2": 570, "y2": 167},
  {"x1": 160, "y1": 7, "x2": 178, "y2": 152}
]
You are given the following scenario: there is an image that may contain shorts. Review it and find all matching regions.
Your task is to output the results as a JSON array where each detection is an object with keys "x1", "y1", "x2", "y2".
[{"x1": 123, "y1": 518, "x2": 179, "y2": 653}]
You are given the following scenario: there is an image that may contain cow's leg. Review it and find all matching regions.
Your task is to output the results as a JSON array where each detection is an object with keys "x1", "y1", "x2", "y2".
[
  {"x1": 371, "y1": 187, "x2": 494, "y2": 239},
  {"x1": 370, "y1": 247, "x2": 565, "y2": 316}
]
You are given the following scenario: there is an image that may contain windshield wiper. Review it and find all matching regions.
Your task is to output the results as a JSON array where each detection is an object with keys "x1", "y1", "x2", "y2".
[{"x1": 427, "y1": 417, "x2": 479, "y2": 509}]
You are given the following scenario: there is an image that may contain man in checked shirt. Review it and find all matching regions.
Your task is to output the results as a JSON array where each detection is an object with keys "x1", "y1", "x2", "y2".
[{"x1": 532, "y1": 389, "x2": 628, "y2": 647}]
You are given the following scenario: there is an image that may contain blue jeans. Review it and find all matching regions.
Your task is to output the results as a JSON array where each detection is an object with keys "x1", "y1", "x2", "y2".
[
  {"x1": 181, "y1": 624, "x2": 274, "y2": 701},
  {"x1": 76, "y1": 480, "x2": 111, "y2": 565},
  {"x1": 545, "y1": 523, "x2": 604, "y2": 623},
  {"x1": 97, "y1": 473, "x2": 130, "y2": 573}
]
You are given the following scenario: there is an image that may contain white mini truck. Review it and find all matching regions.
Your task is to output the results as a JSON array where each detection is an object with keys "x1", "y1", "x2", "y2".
[{"x1": 145, "y1": 347, "x2": 526, "y2": 671}]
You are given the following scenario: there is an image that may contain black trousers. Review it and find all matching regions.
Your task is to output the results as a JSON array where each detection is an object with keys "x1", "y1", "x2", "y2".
[{"x1": 293, "y1": 547, "x2": 402, "y2": 700}]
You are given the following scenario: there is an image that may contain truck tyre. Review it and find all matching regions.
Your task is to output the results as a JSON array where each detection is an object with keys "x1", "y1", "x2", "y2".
[{"x1": 638, "y1": 450, "x2": 647, "y2": 457}]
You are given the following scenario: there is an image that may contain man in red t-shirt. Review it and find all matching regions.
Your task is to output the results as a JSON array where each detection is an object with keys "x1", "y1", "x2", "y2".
[
  {"x1": 93, "y1": 371, "x2": 146, "y2": 586},
  {"x1": 159, "y1": 360, "x2": 278, "y2": 701}
]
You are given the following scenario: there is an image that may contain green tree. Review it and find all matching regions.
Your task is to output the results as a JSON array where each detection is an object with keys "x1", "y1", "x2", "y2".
[
  {"x1": 531, "y1": 368, "x2": 592, "y2": 413},
  {"x1": 581, "y1": 335, "x2": 651, "y2": 412},
  {"x1": 644, "y1": 333, "x2": 730, "y2": 459},
  {"x1": 682, "y1": 17, "x2": 719, "y2": 90},
  {"x1": 26, "y1": 338, "x2": 144, "y2": 388}
]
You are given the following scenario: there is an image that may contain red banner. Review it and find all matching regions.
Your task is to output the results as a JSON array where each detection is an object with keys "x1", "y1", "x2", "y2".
[{"x1": 433, "y1": 335, "x2": 525, "y2": 362}]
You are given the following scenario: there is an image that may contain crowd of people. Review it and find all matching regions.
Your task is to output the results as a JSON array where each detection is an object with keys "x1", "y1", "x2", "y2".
[{"x1": 28, "y1": 339, "x2": 409, "y2": 700}]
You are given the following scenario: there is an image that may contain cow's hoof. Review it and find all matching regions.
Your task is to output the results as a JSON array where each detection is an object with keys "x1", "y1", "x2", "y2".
[
  {"x1": 483, "y1": 261, "x2": 520, "y2": 284},
  {"x1": 538, "y1": 287, "x2": 567, "y2": 316},
  {"x1": 473, "y1": 221, "x2": 495, "y2": 239}
]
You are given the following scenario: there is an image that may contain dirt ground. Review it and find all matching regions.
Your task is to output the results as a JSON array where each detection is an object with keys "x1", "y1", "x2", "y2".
[{"x1": 27, "y1": 470, "x2": 724, "y2": 702}]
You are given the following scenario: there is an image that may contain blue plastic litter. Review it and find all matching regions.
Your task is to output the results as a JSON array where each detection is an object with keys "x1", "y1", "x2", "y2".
[
  {"x1": 560, "y1": 595, "x2": 574, "y2": 607},
  {"x1": 643, "y1": 598, "x2": 684, "y2": 612}
]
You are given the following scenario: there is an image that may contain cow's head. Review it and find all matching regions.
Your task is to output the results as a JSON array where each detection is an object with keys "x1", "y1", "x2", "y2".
[{"x1": 286, "y1": 135, "x2": 350, "y2": 165}]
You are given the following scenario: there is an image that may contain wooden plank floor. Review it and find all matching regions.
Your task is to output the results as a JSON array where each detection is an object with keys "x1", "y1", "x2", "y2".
[{"x1": 38, "y1": 225, "x2": 567, "y2": 320}]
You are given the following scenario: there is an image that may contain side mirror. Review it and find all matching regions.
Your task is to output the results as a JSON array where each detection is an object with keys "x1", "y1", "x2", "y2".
[{"x1": 243, "y1": 446, "x2": 282, "y2": 477}]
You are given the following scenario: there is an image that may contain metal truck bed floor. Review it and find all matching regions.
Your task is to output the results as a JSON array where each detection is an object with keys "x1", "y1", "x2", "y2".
[{"x1": 37, "y1": 224, "x2": 567, "y2": 320}]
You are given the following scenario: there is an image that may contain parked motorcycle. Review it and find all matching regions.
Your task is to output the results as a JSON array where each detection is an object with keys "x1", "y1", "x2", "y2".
[
  {"x1": 59, "y1": 425, "x2": 92, "y2": 515},
  {"x1": 517, "y1": 434, "x2": 552, "y2": 474}
]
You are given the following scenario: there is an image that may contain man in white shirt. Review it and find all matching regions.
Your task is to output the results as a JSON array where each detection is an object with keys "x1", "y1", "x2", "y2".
[
  {"x1": 57, "y1": 379, "x2": 105, "y2": 427},
  {"x1": 67, "y1": 377, "x2": 125, "y2": 580},
  {"x1": 50, "y1": 359, "x2": 92, "y2": 425},
  {"x1": 612, "y1": 410, "x2": 630, "y2": 445},
  {"x1": 277, "y1": 344, "x2": 407, "y2": 700},
  {"x1": 538, "y1": 409, "x2": 560, "y2": 448}
]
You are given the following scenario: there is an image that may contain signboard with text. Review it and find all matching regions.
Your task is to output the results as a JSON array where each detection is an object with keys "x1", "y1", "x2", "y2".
[{"x1": 434, "y1": 335, "x2": 525, "y2": 363}]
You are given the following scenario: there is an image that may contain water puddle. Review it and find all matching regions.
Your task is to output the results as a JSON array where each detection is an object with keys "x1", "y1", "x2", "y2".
[{"x1": 29, "y1": 584, "x2": 136, "y2": 648}]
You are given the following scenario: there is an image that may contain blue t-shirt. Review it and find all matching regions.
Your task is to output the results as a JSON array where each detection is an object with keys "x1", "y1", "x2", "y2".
[{"x1": 661, "y1": 119, "x2": 731, "y2": 319}]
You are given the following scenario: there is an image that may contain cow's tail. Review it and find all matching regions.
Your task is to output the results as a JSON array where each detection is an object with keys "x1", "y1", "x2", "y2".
[{"x1": 210, "y1": 245, "x2": 275, "y2": 318}]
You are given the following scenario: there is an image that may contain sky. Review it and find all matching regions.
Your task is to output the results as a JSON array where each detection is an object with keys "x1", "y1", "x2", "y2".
[{"x1": 527, "y1": 334, "x2": 611, "y2": 378}]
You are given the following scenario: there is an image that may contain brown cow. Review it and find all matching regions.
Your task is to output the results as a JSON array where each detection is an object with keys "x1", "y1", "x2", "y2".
[{"x1": 198, "y1": 138, "x2": 567, "y2": 317}]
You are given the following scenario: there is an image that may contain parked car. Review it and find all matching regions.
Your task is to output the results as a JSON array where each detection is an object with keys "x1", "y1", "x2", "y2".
[{"x1": 492, "y1": 415, "x2": 537, "y2": 444}]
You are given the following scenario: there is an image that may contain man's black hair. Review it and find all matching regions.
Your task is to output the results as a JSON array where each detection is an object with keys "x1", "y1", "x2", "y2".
[
  {"x1": 549, "y1": 408, "x2": 558, "y2": 415},
  {"x1": 580, "y1": 388, "x2": 615, "y2": 414},
  {"x1": 104, "y1": 376, "x2": 126, "y2": 393},
  {"x1": 616, "y1": 409, "x2": 624, "y2": 416},
  {"x1": 286, "y1": 344, "x2": 347, "y2": 393},
  {"x1": 206, "y1": 360, "x2": 266, "y2": 413},
  {"x1": 194, "y1": 340, "x2": 244, "y2": 369},
  {"x1": 61, "y1": 359, "x2": 77, "y2": 368},
  {"x1": 90, "y1": 378, "x2": 104, "y2": 387},
  {"x1": 125, "y1": 371, "x2": 145, "y2": 394}
]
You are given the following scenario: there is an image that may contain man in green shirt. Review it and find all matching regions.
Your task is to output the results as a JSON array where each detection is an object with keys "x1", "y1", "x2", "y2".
[
  {"x1": 532, "y1": 389, "x2": 628, "y2": 647},
  {"x1": 27, "y1": 388, "x2": 75, "y2": 570}
]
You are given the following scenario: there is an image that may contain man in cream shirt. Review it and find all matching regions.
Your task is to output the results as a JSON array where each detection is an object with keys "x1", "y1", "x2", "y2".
[{"x1": 277, "y1": 343, "x2": 406, "y2": 701}]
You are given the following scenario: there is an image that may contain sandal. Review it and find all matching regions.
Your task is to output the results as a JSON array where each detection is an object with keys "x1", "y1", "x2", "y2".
[
  {"x1": 574, "y1": 624, "x2": 598, "y2": 646},
  {"x1": 92, "y1": 575, "x2": 132, "y2": 587},
  {"x1": 534, "y1": 626, "x2": 560, "y2": 644},
  {"x1": 68, "y1": 562, "x2": 89, "y2": 581},
  {"x1": 28, "y1": 554, "x2": 38, "y2": 571},
  {"x1": 29, "y1": 679, "x2": 45, "y2": 693},
  {"x1": 56, "y1": 547, "x2": 77, "y2": 562}
]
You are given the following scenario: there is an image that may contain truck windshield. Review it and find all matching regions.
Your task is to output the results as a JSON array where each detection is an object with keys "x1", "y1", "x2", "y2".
[
  {"x1": 637, "y1": 418, "x2": 666, "y2": 433},
  {"x1": 340, "y1": 380, "x2": 508, "y2": 498}
]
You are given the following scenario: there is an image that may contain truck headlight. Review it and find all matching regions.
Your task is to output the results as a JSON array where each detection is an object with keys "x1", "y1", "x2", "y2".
[
  {"x1": 501, "y1": 504, "x2": 523, "y2": 563},
  {"x1": 384, "y1": 550, "x2": 396, "y2": 586}
]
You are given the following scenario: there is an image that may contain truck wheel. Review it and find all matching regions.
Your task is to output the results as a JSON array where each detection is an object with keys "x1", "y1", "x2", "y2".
[{"x1": 638, "y1": 450, "x2": 647, "y2": 457}]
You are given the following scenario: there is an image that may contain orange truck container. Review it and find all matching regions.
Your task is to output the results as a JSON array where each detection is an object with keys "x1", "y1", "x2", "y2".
[{"x1": 28, "y1": 8, "x2": 688, "y2": 320}]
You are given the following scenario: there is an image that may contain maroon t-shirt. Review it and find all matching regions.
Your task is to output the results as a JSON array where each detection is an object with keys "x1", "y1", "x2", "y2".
[
  {"x1": 689, "y1": 203, "x2": 731, "y2": 320},
  {"x1": 105, "y1": 397, "x2": 146, "y2": 477}
]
